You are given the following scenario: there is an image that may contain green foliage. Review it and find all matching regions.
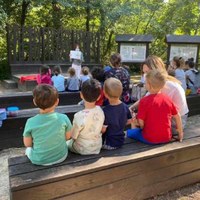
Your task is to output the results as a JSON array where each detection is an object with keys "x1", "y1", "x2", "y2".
[
  {"x1": 0, "y1": 59, "x2": 10, "y2": 80},
  {"x1": 0, "y1": 0, "x2": 200, "y2": 71}
]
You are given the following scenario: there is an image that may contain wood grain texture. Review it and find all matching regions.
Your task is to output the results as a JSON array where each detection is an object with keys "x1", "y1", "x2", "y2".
[{"x1": 9, "y1": 135, "x2": 200, "y2": 200}]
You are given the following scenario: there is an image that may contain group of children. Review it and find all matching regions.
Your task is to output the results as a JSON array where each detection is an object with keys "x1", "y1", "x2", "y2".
[
  {"x1": 23, "y1": 77, "x2": 132, "y2": 165},
  {"x1": 23, "y1": 54, "x2": 186, "y2": 166},
  {"x1": 167, "y1": 57, "x2": 200, "y2": 95},
  {"x1": 37, "y1": 64, "x2": 91, "y2": 93}
]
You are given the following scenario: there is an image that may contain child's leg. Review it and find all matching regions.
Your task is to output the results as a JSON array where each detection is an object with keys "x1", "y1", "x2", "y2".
[
  {"x1": 42, "y1": 153, "x2": 68, "y2": 166},
  {"x1": 101, "y1": 137, "x2": 118, "y2": 150},
  {"x1": 127, "y1": 128, "x2": 152, "y2": 144},
  {"x1": 67, "y1": 139, "x2": 79, "y2": 153},
  {"x1": 25, "y1": 147, "x2": 32, "y2": 160},
  {"x1": 171, "y1": 114, "x2": 187, "y2": 135},
  {"x1": 102, "y1": 144, "x2": 117, "y2": 150}
]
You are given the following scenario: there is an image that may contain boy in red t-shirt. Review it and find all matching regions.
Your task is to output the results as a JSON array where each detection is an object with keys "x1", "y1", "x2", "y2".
[{"x1": 127, "y1": 69, "x2": 183, "y2": 144}]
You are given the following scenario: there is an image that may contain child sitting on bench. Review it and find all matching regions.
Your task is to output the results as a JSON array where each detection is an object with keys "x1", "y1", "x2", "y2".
[
  {"x1": 23, "y1": 84, "x2": 72, "y2": 165},
  {"x1": 68, "y1": 79, "x2": 105, "y2": 155},
  {"x1": 102, "y1": 77, "x2": 132, "y2": 150},
  {"x1": 127, "y1": 69, "x2": 183, "y2": 144}
]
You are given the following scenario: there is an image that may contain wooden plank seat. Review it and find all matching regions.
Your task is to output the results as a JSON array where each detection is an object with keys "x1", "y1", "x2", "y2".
[
  {"x1": 186, "y1": 94, "x2": 200, "y2": 116},
  {"x1": 0, "y1": 91, "x2": 81, "y2": 109},
  {"x1": 9, "y1": 123, "x2": 200, "y2": 200},
  {"x1": 0, "y1": 94, "x2": 200, "y2": 150},
  {"x1": 0, "y1": 105, "x2": 83, "y2": 150}
]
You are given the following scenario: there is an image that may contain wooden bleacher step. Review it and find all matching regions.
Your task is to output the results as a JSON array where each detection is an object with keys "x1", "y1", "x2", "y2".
[{"x1": 2, "y1": 79, "x2": 18, "y2": 89}]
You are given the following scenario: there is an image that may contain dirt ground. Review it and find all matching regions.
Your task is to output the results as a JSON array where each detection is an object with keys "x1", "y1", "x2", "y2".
[{"x1": 0, "y1": 115, "x2": 200, "y2": 200}]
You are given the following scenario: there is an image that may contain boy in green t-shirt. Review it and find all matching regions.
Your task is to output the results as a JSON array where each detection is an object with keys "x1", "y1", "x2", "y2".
[{"x1": 23, "y1": 84, "x2": 72, "y2": 165}]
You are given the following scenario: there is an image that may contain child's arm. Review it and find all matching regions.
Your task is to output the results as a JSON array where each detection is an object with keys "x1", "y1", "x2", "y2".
[
  {"x1": 137, "y1": 119, "x2": 144, "y2": 129},
  {"x1": 23, "y1": 136, "x2": 33, "y2": 147},
  {"x1": 101, "y1": 125, "x2": 108, "y2": 134},
  {"x1": 65, "y1": 131, "x2": 71, "y2": 140},
  {"x1": 71, "y1": 124, "x2": 83, "y2": 140},
  {"x1": 173, "y1": 113, "x2": 183, "y2": 142},
  {"x1": 129, "y1": 100, "x2": 139, "y2": 114}
]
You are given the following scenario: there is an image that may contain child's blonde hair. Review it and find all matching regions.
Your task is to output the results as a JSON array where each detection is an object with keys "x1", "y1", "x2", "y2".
[
  {"x1": 104, "y1": 77, "x2": 122, "y2": 98},
  {"x1": 81, "y1": 66, "x2": 89, "y2": 75},
  {"x1": 145, "y1": 69, "x2": 167, "y2": 91},
  {"x1": 68, "y1": 67, "x2": 76, "y2": 77}
]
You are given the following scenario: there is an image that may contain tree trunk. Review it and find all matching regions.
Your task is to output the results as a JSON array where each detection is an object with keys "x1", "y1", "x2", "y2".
[
  {"x1": 20, "y1": 0, "x2": 30, "y2": 27},
  {"x1": 103, "y1": 30, "x2": 114, "y2": 57},
  {"x1": 19, "y1": 0, "x2": 30, "y2": 62},
  {"x1": 85, "y1": 0, "x2": 90, "y2": 32}
]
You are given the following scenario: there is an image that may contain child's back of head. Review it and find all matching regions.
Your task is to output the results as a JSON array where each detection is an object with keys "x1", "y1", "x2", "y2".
[
  {"x1": 104, "y1": 77, "x2": 123, "y2": 99},
  {"x1": 185, "y1": 58, "x2": 195, "y2": 69},
  {"x1": 172, "y1": 56, "x2": 185, "y2": 69},
  {"x1": 68, "y1": 67, "x2": 76, "y2": 77},
  {"x1": 40, "y1": 65, "x2": 51, "y2": 75},
  {"x1": 91, "y1": 66, "x2": 105, "y2": 83},
  {"x1": 53, "y1": 65, "x2": 62, "y2": 76},
  {"x1": 145, "y1": 69, "x2": 167, "y2": 91},
  {"x1": 81, "y1": 66, "x2": 90, "y2": 75},
  {"x1": 81, "y1": 79, "x2": 101, "y2": 103},
  {"x1": 33, "y1": 84, "x2": 58, "y2": 110},
  {"x1": 110, "y1": 53, "x2": 121, "y2": 67}
]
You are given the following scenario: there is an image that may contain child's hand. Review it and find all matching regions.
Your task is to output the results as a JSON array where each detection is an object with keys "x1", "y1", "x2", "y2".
[
  {"x1": 129, "y1": 103, "x2": 138, "y2": 114},
  {"x1": 131, "y1": 111, "x2": 137, "y2": 119},
  {"x1": 177, "y1": 129, "x2": 184, "y2": 142}
]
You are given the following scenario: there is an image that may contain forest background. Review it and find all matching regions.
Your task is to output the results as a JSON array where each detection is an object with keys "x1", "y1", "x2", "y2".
[{"x1": 0, "y1": 0, "x2": 200, "y2": 79}]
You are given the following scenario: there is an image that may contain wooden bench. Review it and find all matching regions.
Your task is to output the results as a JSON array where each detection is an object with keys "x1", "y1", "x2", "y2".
[
  {"x1": 8, "y1": 123, "x2": 200, "y2": 200},
  {"x1": 0, "y1": 91, "x2": 81, "y2": 109},
  {"x1": 0, "y1": 105, "x2": 83, "y2": 150},
  {"x1": 1, "y1": 94, "x2": 200, "y2": 150},
  {"x1": 186, "y1": 94, "x2": 200, "y2": 116}
]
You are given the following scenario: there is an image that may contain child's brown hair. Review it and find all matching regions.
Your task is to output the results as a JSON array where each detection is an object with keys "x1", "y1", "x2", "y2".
[
  {"x1": 81, "y1": 66, "x2": 89, "y2": 75},
  {"x1": 33, "y1": 84, "x2": 58, "y2": 110},
  {"x1": 68, "y1": 67, "x2": 76, "y2": 77}
]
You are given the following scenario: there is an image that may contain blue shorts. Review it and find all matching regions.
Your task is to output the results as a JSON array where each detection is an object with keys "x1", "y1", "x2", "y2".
[{"x1": 127, "y1": 128, "x2": 154, "y2": 145}]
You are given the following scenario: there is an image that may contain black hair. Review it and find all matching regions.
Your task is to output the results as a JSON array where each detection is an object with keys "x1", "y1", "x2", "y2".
[
  {"x1": 40, "y1": 65, "x2": 50, "y2": 75},
  {"x1": 81, "y1": 79, "x2": 101, "y2": 102},
  {"x1": 91, "y1": 66, "x2": 105, "y2": 82},
  {"x1": 53, "y1": 65, "x2": 62, "y2": 76}
]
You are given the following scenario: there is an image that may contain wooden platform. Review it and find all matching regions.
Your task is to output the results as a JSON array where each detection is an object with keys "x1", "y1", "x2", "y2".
[
  {"x1": 0, "y1": 105, "x2": 83, "y2": 150},
  {"x1": 8, "y1": 123, "x2": 200, "y2": 200},
  {"x1": 186, "y1": 94, "x2": 200, "y2": 116},
  {"x1": 0, "y1": 91, "x2": 81, "y2": 109}
]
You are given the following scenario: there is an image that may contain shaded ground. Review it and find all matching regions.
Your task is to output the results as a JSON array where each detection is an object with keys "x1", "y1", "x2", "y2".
[{"x1": 0, "y1": 115, "x2": 200, "y2": 200}]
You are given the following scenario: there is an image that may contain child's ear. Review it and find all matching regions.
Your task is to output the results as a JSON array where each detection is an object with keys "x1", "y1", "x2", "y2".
[
  {"x1": 33, "y1": 98, "x2": 37, "y2": 106},
  {"x1": 55, "y1": 98, "x2": 59, "y2": 106},
  {"x1": 96, "y1": 94, "x2": 101, "y2": 101},
  {"x1": 80, "y1": 92, "x2": 84, "y2": 100},
  {"x1": 103, "y1": 91, "x2": 108, "y2": 99}
]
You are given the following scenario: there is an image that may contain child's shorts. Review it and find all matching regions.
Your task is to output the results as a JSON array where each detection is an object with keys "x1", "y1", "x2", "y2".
[
  {"x1": 127, "y1": 128, "x2": 154, "y2": 145},
  {"x1": 25, "y1": 146, "x2": 68, "y2": 166},
  {"x1": 67, "y1": 139, "x2": 79, "y2": 153}
]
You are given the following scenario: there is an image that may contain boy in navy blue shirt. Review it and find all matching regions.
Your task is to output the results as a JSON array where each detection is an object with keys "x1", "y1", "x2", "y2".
[{"x1": 102, "y1": 77, "x2": 133, "y2": 150}]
